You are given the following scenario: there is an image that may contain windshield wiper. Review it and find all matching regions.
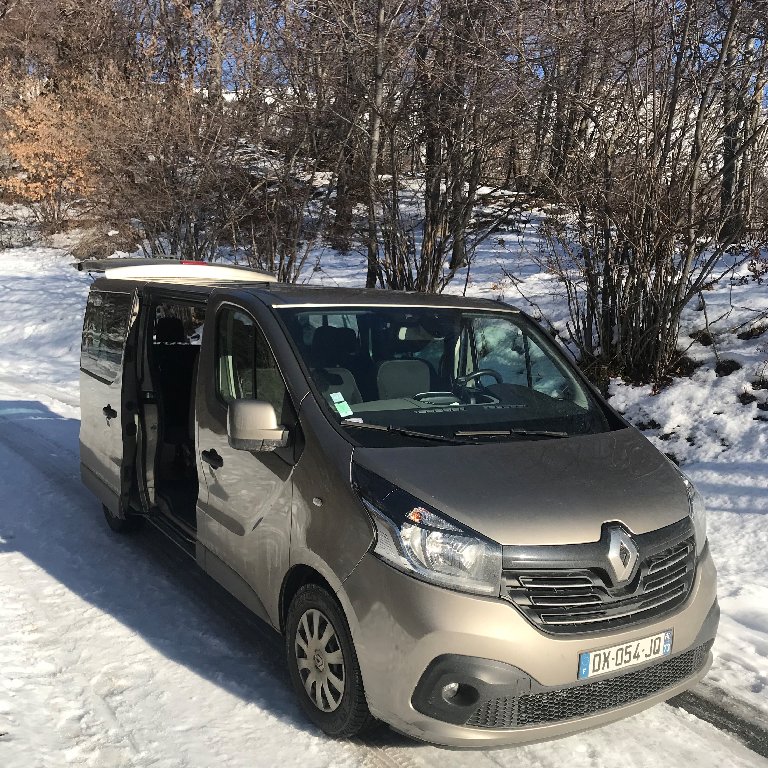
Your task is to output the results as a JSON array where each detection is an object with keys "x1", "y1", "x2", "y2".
[
  {"x1": 341, "y1": 420, "x2": 467, "y2": 444},
  {"x1": 454, "y1": 429, "x2": 568, "y2": 439}
]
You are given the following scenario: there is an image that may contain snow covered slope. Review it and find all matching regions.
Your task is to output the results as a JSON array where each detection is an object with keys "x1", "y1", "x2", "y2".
[{"x1": 0, "y1": 244, "x2": 767, "y2": 767}]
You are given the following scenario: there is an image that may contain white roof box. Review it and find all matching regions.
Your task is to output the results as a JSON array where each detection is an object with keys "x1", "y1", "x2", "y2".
[{"x1": 74, "y1": 258, "x2": 276, "y2": 283}]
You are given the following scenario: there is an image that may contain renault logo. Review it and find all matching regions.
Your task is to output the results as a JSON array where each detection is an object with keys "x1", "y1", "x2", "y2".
[{"x1": 607, "y1": 527, "x2": 639, "y2": 585}]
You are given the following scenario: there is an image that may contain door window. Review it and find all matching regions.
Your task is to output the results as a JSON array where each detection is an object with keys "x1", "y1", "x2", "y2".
[
  {"x1": 81, "y1": 291, "x2": 134, "y2": 382},
  {"x1": 216, "y1": 307, "x2": 287, "y2": 420}
]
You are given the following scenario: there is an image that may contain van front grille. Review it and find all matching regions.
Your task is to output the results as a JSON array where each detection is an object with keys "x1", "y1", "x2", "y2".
[
  {"x1": 502, "y1": 523, "x2": 696, "y2": 634},
  {"x1": 466, "y1": 642, "x2": 711, "y2": 729}
]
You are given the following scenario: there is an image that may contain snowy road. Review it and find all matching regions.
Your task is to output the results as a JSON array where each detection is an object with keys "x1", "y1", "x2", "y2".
[
  {"x1": 0, "y1": 384, "x2": 764, "y2": 768},
  {"x1": 1, "y1": 245, "x2": 768, "y2": 766},
  {"x1": 0, "y1": 386, "x2": 768, "y2": 768}
]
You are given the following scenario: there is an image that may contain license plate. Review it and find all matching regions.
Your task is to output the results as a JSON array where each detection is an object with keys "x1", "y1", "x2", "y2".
[{"x1": 577, "y1": 629, "x2": 673, "y2": 680}]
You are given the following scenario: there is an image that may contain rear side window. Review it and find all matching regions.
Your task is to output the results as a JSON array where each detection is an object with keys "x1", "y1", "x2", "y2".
[{"x1": 81, "y1": 291, "x2": 133, "y2": 382}]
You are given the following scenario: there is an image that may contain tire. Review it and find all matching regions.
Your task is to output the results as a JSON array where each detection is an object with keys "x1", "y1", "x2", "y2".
[
  {"x1": 102, "y1": 503, "x2": 144, "y2": 533},
  {"x1": 286, "y1": 584, "x2": 374, "y2": 738}
]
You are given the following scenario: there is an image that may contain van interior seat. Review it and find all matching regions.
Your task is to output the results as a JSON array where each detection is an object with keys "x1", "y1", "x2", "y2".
[
  {"x1": 310, "y1": 325, "x2": 358, "y2": 366},
  {"x1": 310, "y1": 325, "x2": 365, "y2": 405},
  {"x1": 156, "y1": 316, "x2": 185, "y2": 344},
  {"x1": 316, "y1": 367, "x2": 363, "y2": 405},
  {"x1": 376, "y1": 359, "x2": 431, "y2": 400},
  {"x1": 153, "y1": 317, "x2": 199, "y2": 445}
]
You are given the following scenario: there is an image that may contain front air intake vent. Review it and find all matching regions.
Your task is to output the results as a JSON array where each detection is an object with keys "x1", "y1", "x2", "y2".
[{"x1": 467, "y1": 642, "x2": 711, "y2": 729}]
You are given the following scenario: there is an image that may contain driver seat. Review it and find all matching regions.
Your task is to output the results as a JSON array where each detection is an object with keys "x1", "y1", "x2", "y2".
[{"x1": 376, "y1": 359, "x2": 431, "y2": 400}]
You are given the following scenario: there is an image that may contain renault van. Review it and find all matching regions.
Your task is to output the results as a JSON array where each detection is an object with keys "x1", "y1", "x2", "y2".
[{"x1": 76, "y1": 259, "x2": 718, "y2": 746}]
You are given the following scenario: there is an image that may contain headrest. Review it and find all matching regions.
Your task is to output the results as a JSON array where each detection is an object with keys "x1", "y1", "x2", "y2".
[
  {"x1": 155, "y1": 316, "x2": 185, "y2": 343},
  {"x1": 397, "y1": 325, "x2": 434, "y2": 342},
  {"x1": 311, "y1": 326, "x2": 358, "y2": 365}
]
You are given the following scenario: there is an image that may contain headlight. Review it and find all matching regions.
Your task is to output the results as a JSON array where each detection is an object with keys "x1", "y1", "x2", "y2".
[
  {"x1": 352, "y1": 464, "x2": 502, "y2": 596},
  {"x1": 681, "y1": 473, "x2": 707, "y2": 554}
]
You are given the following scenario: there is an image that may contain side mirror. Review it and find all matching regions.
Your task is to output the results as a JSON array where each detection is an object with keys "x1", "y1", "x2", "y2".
[{"x1": 227, "y1": 399, "x2": 289, "y2": 452}]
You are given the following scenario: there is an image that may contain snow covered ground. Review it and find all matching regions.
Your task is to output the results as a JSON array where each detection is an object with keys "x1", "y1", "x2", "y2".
[{"x1": 0, "y1": 234, "x2": 767, "y2": 767}]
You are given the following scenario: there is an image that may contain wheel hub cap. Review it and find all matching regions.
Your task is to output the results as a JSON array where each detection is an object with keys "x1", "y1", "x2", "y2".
[{"x1": 294, "y1": 607, "x2": 346, "y2": 713}]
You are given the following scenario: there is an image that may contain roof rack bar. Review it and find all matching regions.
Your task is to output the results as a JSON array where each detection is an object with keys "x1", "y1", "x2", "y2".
[
  {"x1": 72, "y1": 257, "x2": 277, "y2": 283},
  {"x1": 73, "y1": 257, "x2": 176, "y2": 272}
]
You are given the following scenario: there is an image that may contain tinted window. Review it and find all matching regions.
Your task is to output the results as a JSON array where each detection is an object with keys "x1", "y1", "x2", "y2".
[
  {"x1": 216, "y1": 307, "x2": 287, "y2": 420},
  {"x1": 81, "y1": 291, "x2": 133, "y2": 382}
]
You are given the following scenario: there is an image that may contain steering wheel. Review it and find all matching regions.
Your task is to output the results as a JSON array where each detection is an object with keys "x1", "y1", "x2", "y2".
[{"x1": 455, "y1": 369, "x2": 503, "y2": 388}]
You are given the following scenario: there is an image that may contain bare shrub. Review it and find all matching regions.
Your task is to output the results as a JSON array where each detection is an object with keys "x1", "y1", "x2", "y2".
[{"x1": 0, "y1": 94, "x2": 94, "y2": 232}]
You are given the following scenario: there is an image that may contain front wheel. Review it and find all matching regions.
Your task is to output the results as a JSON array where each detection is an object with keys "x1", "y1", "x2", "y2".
[{"x1": 286, "y1": 584, "x2": 374, "y2": 738}]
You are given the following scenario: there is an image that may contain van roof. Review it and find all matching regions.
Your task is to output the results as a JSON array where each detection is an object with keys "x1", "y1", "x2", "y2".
[
  {"x1": 82, "y1": 260, "x2": 517, "y2": 312},
  {"x1": 247, "y1": 283, "x2": 519, "y2": 312}
]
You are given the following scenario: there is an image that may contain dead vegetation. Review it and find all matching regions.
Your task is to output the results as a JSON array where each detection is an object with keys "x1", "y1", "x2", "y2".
[{"x1": 1, "y1": 0, "x2": 767, "y2": 385}]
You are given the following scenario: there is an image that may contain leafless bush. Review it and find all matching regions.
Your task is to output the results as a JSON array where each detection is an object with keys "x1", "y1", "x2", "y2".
[{"x1": 0, "y1": 0, "x2": 766, "y2": 384}]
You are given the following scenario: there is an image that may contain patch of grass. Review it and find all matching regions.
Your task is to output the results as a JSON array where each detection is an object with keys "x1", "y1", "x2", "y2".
[
  {"x1": 737, "y1": 323, "x2": 767, "y2": 341},
  {"x1": 689, "y1": 329, "x2": 714, "y2": 346},
  {"x1": 669, "y1": 356, "x2": 704, "y2": 379},
  {"x1": 715, "y1": 359, "x2": 742, "y2": 377}
]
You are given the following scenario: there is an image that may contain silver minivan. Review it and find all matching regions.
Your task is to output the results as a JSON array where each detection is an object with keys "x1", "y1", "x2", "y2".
[{"x1": 77, "y1": 259, "x2": 718, "y2": 747}]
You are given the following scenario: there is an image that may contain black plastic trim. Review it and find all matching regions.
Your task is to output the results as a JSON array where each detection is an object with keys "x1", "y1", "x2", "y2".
[
  {"x1": 502, "y1": 516, "x2": 693, "y2": 571},
  {"x1": 411, "y1": 630, "x2": 717, "y2": 730},
  {"x1": 411, "y1": 655, "x2": 535, "y2": 725}
]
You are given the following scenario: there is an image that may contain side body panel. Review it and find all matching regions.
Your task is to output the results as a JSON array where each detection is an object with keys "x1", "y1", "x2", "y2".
[
  {"x1": 195, "y1": 292, "x2": 299, "y2": 628},
  {"x1": 289, "y1": 394, "x2": 375, "y2": 600},
  {"x1": 79, "y1": 288, "x2": 140, "y2": 516},
  {"x1": 79, "y1": 368, "x2": 125, "y2": 512},
  {"x1": 193, "y1": 289, "x2": 375, "y2": 630}
]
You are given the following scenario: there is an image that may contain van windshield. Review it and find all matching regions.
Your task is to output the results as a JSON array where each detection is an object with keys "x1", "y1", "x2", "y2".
[{"x1": 278, "y1": 306, "x2": 610, "y2": 444}]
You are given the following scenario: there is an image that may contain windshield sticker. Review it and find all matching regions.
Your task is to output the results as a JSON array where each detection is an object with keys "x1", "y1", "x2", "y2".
[
  {"x1": 335, "y1": 401, "x2": 353, "y2": 417},
  {"x1": 330, "y1": 392, "x2": 354, "y2": 417}
]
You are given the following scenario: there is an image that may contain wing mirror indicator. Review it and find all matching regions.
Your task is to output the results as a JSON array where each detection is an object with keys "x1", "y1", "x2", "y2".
[{"x1": 227, "y1": 399, "x2": 289, "y2": 452}]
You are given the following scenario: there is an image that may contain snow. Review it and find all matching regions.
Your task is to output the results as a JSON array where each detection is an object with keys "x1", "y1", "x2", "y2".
[{"x1": 1, "y1": 236, "x2": 767, "y2": 766}]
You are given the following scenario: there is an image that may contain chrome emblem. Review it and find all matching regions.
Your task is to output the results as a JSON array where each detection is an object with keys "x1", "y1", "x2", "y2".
[{"x1": 607, "y1": 527, "x2": 639, "y2": 584}]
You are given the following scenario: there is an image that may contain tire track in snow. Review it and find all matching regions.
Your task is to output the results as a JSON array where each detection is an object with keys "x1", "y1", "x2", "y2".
[
  {"x1": 0, "y1": 456, "x2": 144, "y2": 765},
  {"x1": 668, "y1": 688, "x2": 768, "y2": 759}
]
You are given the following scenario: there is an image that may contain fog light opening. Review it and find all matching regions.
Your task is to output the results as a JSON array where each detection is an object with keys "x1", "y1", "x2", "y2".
[
  {"x1": 442, "y1": 682, "x2": 460, "y2": 701},
  {"x1": 441, "y1": 682, "x2": 479, "y2": 707}
]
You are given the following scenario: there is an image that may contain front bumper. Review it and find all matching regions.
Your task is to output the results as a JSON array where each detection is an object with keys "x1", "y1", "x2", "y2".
[{"x1": 338, "y1": 544, "x2": 718, "y2": 747}]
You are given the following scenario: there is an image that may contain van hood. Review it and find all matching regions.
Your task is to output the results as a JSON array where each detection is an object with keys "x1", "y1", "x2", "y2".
[{"x1": 353, "y1": 427, "x2": 690, "y2": 546}]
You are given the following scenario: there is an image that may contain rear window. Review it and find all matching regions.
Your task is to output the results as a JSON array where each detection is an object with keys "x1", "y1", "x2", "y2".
[{"x1": 81, "y1": 291, "x2": 134, "y2": 382}]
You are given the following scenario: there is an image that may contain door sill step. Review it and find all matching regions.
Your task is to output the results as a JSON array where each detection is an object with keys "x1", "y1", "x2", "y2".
[{"x1": 145, "y1": 509, "x2": 196, "y2": 558}]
